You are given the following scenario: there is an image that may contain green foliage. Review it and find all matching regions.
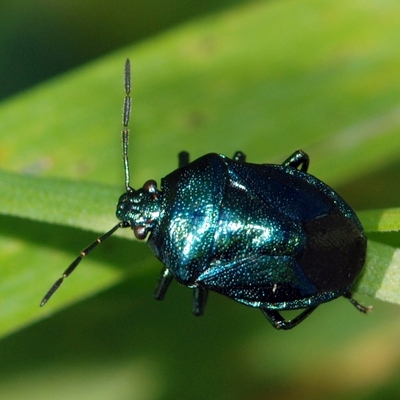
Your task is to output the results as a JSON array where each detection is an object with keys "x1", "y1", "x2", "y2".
[{"x1": 1, "y1": 0, "x2": 400, "y2": 398}]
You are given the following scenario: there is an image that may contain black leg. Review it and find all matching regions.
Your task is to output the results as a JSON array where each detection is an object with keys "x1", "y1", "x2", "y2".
[
  {"x1": 179, "y1": 151, "x2": 190, "y2": 168},
  {"x1": 154, "y1": 267, "x2": 174, "y2": 301},
  {"x1": 343, "y1": 292, "x2": 372, "y2": 313},
  {"x1": 261, "y1": 306, "x2": 318, "y2": 330},
  {"x1": 233, "y1": 151, "x2": 246, "y2": 163},
  {"x1": 192, "y1": 287, "x2": 209, "y2": 316},
  {"x1": 282, "y1": 150, "x2": 309, "y2": 172}
]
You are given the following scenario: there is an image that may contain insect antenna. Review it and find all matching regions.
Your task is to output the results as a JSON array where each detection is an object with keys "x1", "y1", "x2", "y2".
[
  {"x1": 122, "y1": 58, "x2": 132, "y2": 192},
  {"x1": 40, "y1": 60, "x2": 133, "y2": 307},
  {"x1": 40, "y1": 222, "x2": 126, "y2": 306}
]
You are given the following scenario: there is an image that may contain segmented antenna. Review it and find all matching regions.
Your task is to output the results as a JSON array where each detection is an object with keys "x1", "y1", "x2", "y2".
[
  {"x1": 40, "y1": 60, "x2": 133, "y2": 306},
  {"x1": 123, "y1": 58, "x2": 132, "y2": 192},
  {"x1": 40, "y1": 223, "x2": 124, "y2": 307}
]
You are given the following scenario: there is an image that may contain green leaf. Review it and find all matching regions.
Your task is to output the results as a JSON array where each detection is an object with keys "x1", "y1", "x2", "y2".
[
  {"x1": 356, "y1": 209, "x2": 400, "y2": 305},
  {"x1": 1, "y1": 0, "x2": 400, "y2": 340},
  {"x1": 359, "y1": 208, "x2": 400, "y2": 233}
]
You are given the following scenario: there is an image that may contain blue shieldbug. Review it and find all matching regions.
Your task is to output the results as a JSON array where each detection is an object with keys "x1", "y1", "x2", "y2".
[{"x1": 41, "y1": 59, "x2": 371, "y2": 329}]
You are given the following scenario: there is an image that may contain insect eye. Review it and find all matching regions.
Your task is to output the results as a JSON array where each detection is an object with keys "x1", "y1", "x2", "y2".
[
  {"x1": 143, "y1": 180, "x2": 158, "y2": 195},
  {"x1": 133, "y1": 225, "x2": 147, "y2": 240}
]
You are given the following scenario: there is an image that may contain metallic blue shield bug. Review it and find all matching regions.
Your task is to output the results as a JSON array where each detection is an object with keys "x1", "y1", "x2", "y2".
[{"x1": 41, "y1": 59, "x2": 371, "y2": 329}]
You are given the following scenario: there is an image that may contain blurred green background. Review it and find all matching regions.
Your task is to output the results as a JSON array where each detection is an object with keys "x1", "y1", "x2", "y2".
[{"x1": 1, "y1": 0, "x2": 400, "y2": 399}]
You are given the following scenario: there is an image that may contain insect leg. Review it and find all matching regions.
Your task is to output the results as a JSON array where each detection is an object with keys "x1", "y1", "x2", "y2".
[
  {"x1": 343, "y1": 292, "x2": 372, "y2": 313},
  {"x1": 192, "y1": 287, "x2": 209, "y2": 316},
  {"x1": 178, "y1": 151, "x2": 190, "y2": 168},
  {"x1": 154, "y1": 266, "x2": 174, "y2": 301},
  {"x1": 233, "y1": 151, "x2": 246, "y2": 163},
  {"x1": 261, "y1": 306, "x2": 318, "y2": 330},
  {"x1": 282, "y1": 150, "x2": 309, "y2": 172}
]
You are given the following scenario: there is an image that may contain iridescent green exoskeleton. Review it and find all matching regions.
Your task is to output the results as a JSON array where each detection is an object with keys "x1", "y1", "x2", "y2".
[{"x1": 41, "y1": 59, "x2": 371, "y2": 330}]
